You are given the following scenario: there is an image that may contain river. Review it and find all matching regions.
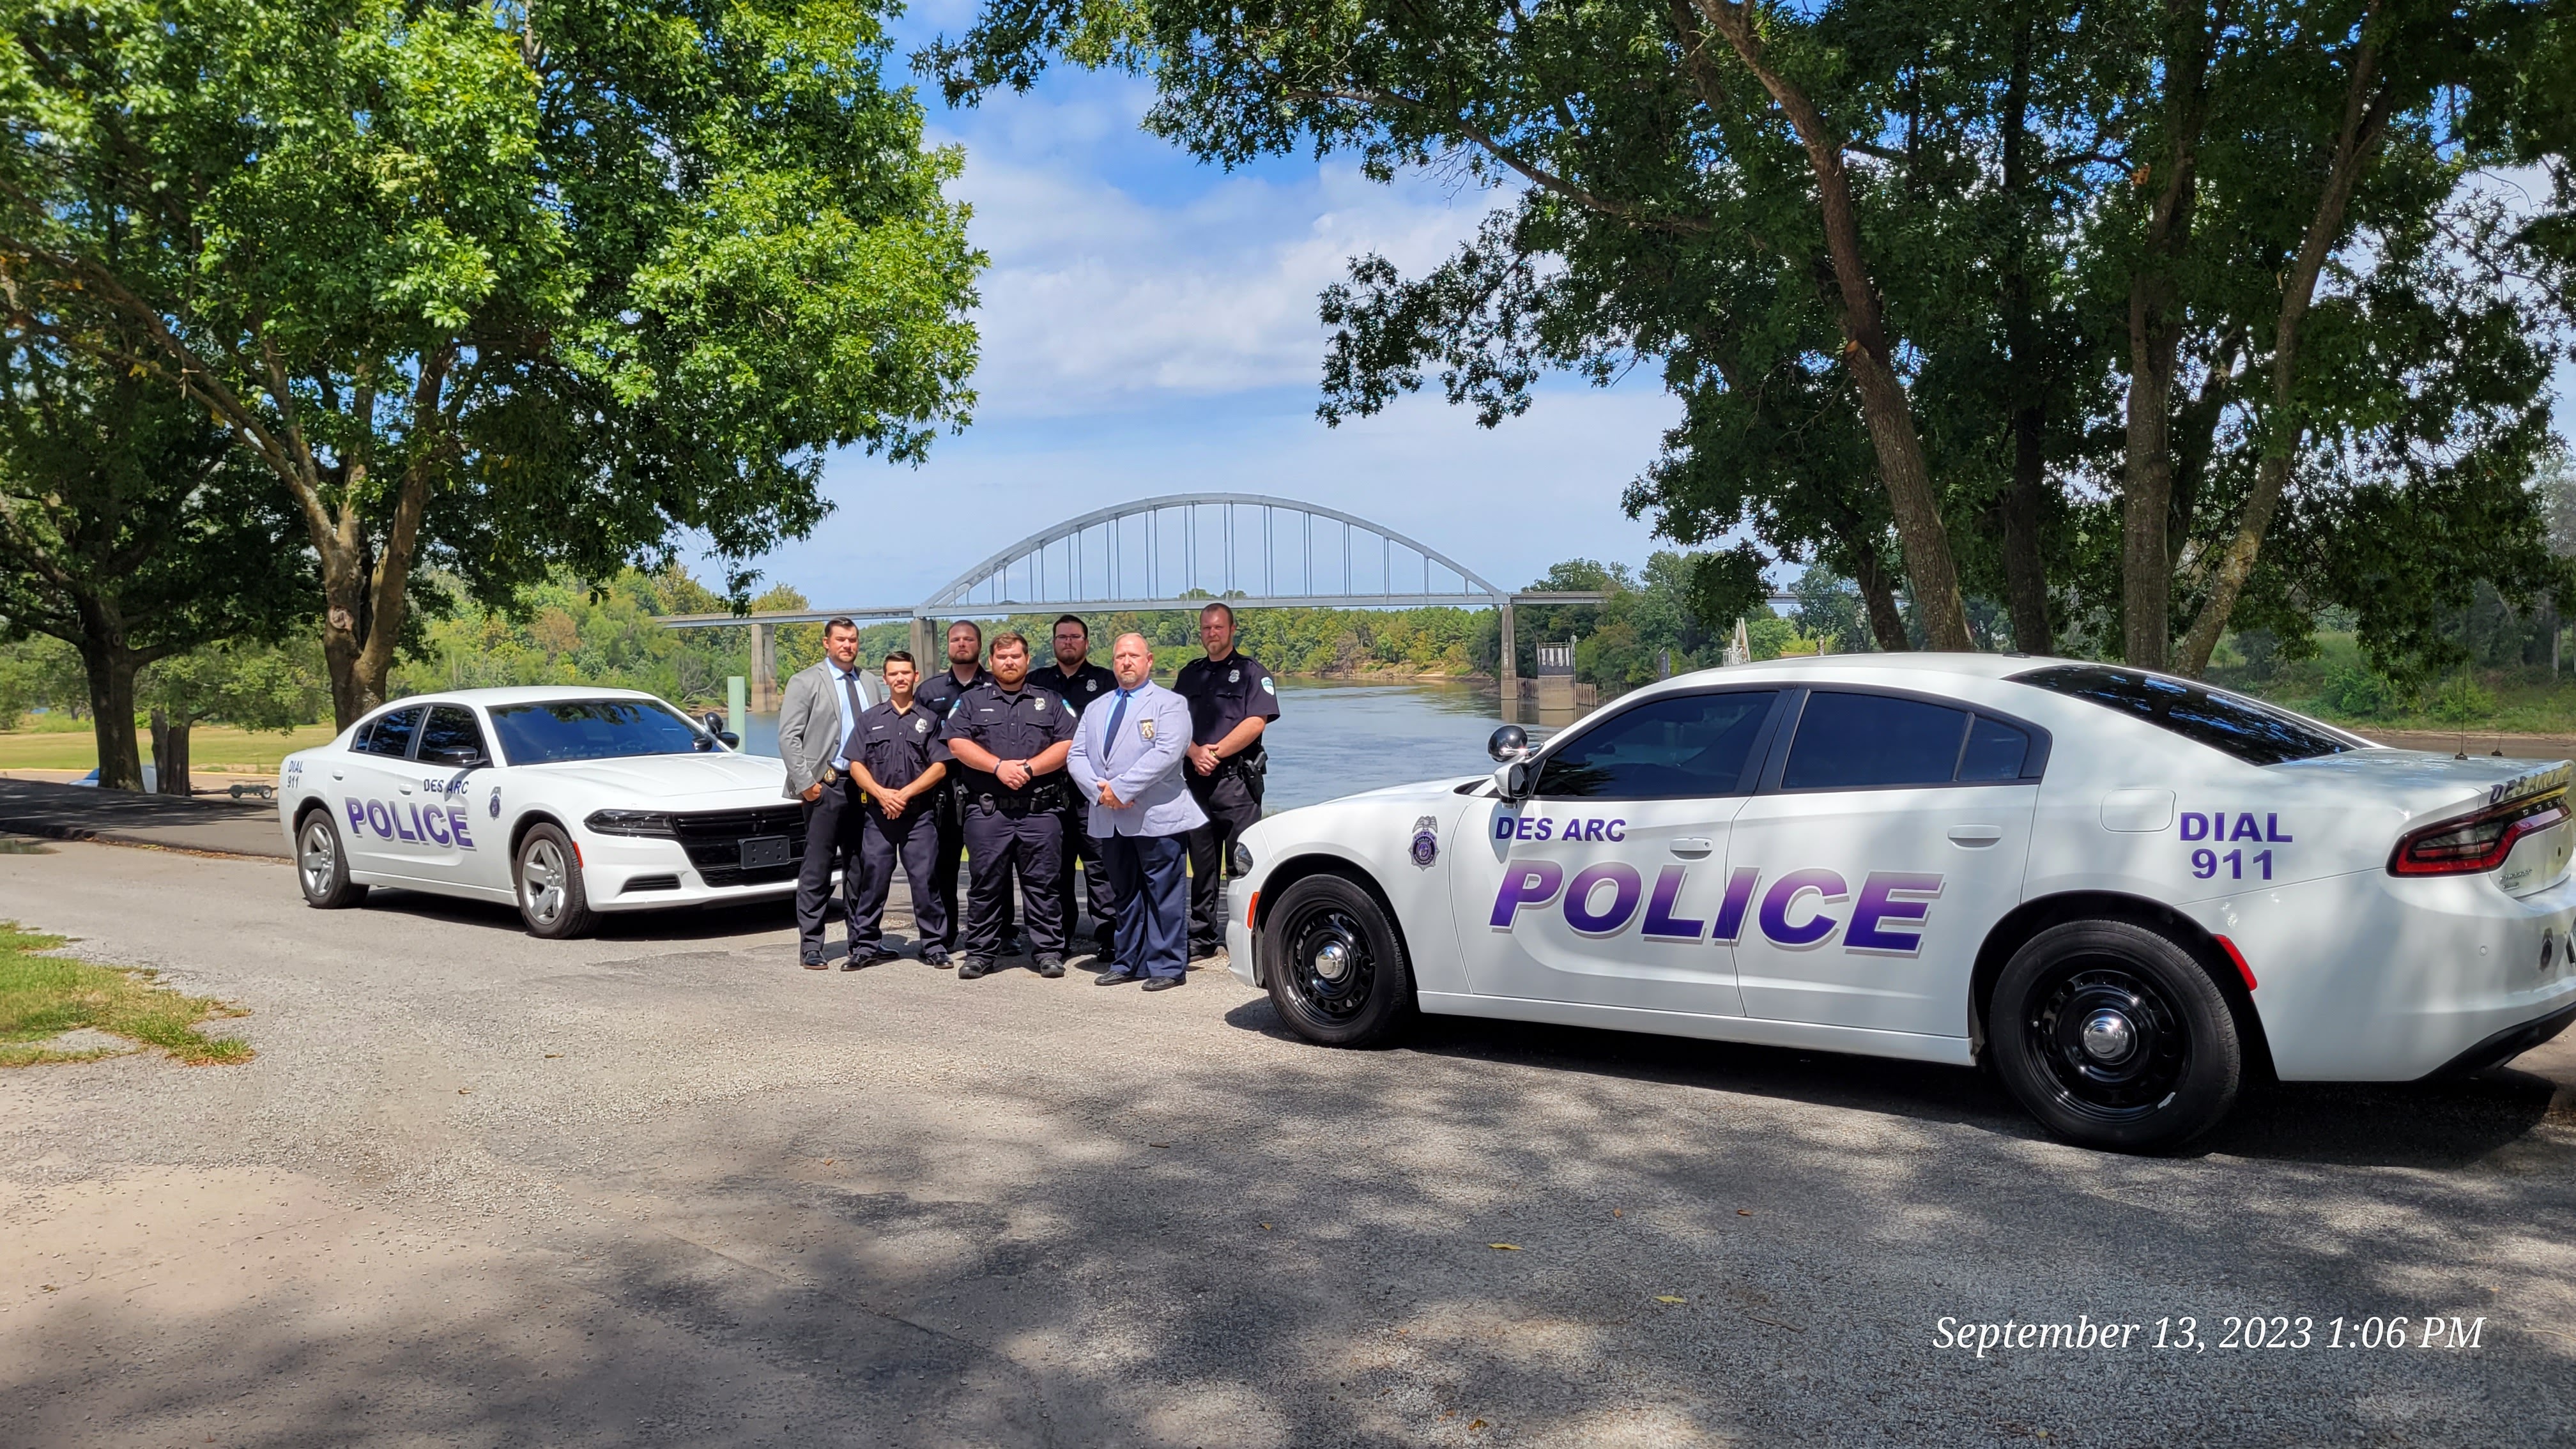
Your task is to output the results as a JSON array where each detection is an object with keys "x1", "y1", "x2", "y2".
[{"x1": 736, "y1": 678, "x2": 1576, "y2": 813}]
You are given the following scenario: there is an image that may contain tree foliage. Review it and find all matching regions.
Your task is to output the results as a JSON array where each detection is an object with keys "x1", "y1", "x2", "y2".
[
  {"x1": 929, "y1": 0, "x2": 2575, "y2": 680},
  {"x1": 0, "y1": 0, "x2": 983, "y2": 726}
]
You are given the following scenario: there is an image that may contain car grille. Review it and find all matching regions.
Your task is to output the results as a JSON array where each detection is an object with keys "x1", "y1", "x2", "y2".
[{"x1": 670, "y1": 807, "x2": 808, "y2": 888}]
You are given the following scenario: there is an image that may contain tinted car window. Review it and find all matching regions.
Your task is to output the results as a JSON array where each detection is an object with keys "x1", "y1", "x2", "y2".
[
  {"x1": 418, "y1": 706, "x2": 489, "y2": 766},
  {"x1": 2010, "y1": 664, "x2": 2354, "y2": 767},
  {"x1": 354, "y1": 707, "x2": 422, "y2": 759},
  {"x1": 1535, "y1": 691, "x2": 1777, "y2": 801},
  {"x1": 1784, "y1": 692, "x2": 1972, "y2": 789},
  {"x1": 488, "y1": 700, "x2": 709, "y2": 764},
  {"x1": 1958, "y1": 716, "x2": 2033, "y2": 781}
]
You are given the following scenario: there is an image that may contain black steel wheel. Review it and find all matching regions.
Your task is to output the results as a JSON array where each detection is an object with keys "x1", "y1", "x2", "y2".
[
  {"x1": 1990, "y1": 919, "x2": 2242, "y2": 1153},
  {"x1": 1261, "y1": 873, "x2": 1413, "y2": 1046},
  {"x1": 295, "y1": 808, "x2": 368, "y2": 910}
]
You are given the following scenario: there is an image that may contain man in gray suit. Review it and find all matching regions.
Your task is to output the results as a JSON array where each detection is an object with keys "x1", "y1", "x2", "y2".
[
  {"x1": 1066, "y1": 632, "x2": 1206, "y2": 990},
  {"x1": 779, "y1": 618, "x2": 884, "y2": 968}
]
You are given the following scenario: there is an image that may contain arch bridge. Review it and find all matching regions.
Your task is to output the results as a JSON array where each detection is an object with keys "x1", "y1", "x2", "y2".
[{"x1": 665, "y1": 492, "x2": 1655, "y2": 707}]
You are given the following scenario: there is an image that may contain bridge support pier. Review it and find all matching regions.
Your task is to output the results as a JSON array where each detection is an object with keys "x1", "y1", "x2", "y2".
[
  {"x1": 909, "y1": 615, "x2": 932, "y2": 670},
  {"x1": 1499, "y1": 602, "x2": 1518, "y2": 702},
  {"x1": 748, "y1": 622, "x2": 777, "y2": 712}
]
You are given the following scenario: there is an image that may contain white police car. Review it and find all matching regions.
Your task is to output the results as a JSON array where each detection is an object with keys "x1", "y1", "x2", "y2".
[
  {"x1": 1225, "y1": 655, "x2": 2576, "y2": 1151},
  {"x1": 277, "y1": 687, "x2": 804, "y2": 937}
]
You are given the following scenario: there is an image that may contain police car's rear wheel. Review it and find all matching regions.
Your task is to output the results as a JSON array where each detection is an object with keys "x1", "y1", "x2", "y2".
[
  {"x1": 1991, "y1": 919, "x2": 2241, "y2": 1153},
  {"x1": 514, "y1": 824, "x2": 595, "y2": 939},
  {"x1": 1262, "y1": 875, "x2": 1413, "y2": 1046},
  {"x1": 296, "y1": 809, "x2": 367, "y2": 910}
]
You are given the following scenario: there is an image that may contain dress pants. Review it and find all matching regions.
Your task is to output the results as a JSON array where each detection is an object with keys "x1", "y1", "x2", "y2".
[
  {"x1": 960, "y1": 801, "x2": 1064, "y2": 961},
  {"x1": 1106, "y1": 832, "x2": 1189, "y2": 981},
  {"x1": 1186, "y1": 770, "x2": 1262, "y2": 951},
  {"x1": 847, "y1": 802, "x2": 947, "y2": 953},
  {"x1": 794, "y1": 779, "x2": 861, "y2": 956},
  {"x1": 1055, "y1": 799, "x2": 1118, "y2": 948}
]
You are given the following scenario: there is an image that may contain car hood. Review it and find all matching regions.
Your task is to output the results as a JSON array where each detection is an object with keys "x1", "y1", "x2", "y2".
[{"x1": 516, "y1": 752, "x2": 786, "y2": 805}]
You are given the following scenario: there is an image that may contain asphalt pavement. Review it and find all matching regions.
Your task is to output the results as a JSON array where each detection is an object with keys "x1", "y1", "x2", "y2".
[
  {"x1": 2, "y1": 841, "x2": 2572, "y2": 1447},
  {"x1": 0, "y1": 779, "x2": 286, "y2": 859}
]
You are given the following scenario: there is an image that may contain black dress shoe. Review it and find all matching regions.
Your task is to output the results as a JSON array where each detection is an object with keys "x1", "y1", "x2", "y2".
[
  {"x1": 1032, "y1": 953, "x2": 1065, "y2": 978},
  {"x1": 1141, "y1": 974, "x2": 1186, "y2": 992},
  {"x1": 801, "y1": 952, "x2": 829, "y2": 970},
  {"x1": 956, "y1": 958, "x2": 990, "y2": 981},
  {"x1": 842, "y1": 949, "x2": 892, "y2": 971},
  {"x1": 920, "y1": 945, "x2": 951, "y2": 969},
  {"x1": 1094, "y1": 969, "x2": 1142, "y2": 986}
]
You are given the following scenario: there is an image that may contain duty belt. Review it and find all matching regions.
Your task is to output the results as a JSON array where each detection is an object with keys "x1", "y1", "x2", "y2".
[{"x1": 976, "y1": 781, "x2": 1066, "y2": 815}]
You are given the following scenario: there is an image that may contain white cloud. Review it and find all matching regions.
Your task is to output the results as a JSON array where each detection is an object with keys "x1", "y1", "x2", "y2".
[{"x1": 931, "y1": 87, "x2": 1508, "y2": 417}]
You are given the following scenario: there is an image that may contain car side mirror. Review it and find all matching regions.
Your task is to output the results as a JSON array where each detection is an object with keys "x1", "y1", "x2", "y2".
[
  {"x1": 1492, "y1": 760, "x2": 1535, "y2": 800},
  {"x1": 1487, "y1": 724, "x2": 1529, "y2": 762},
  {"x1": 716, "y1": 731, "x2": 740, "y2": 749}
]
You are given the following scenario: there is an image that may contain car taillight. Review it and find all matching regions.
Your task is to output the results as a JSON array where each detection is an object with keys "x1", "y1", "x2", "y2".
[{"x1": 2388, "y1": 794, "x2": 2569, "y2": 877}]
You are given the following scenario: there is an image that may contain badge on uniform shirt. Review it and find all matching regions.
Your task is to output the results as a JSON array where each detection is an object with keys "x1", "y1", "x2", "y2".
[
  {"x1": 1261, "y1": 677, "x2": 1276, "y2": 695},
  {"x1": 1140, "y1": 717, "x2": 1156, "y2": 740},
  {"x1": 1086, "y1": 680, "x2": 1099, "y2": 692},
  {"x1": 1229, "y1": 668, "x2": 1239, "y2": 683},
  {"x1": 1035, "y1": 696, "x2": 1046, "y2": 710},
  {"x1": 914, "y1": 716, "x2": 928, "y2": 733}
]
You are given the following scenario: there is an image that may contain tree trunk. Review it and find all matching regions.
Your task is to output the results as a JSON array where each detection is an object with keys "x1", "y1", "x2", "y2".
[
  {"x1": 2176, "y1": 14, "x2": 2393, "y2": 677},
  {"x1": 1997, "y1": 6, "x2": 2052, "y2": 656},
  {"x1": 77, "y1": 628, "x2": 142, "y2": 792},
  {"x1": 149, "y1": 708, "x2": 192, "y2": 797},
  {"x1": 2119, "y1": 0, "x2": 2225, "y2": 671},
  {"x1": 1849, "y1": 537, "x2": 1912, "y2": 653},
  {"x1": 1692, "y1": 0, "x2": 1973, "y2": 652}
]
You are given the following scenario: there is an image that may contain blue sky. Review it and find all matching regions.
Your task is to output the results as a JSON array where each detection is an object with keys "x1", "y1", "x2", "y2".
[{"x1": 732, "y1": 3, "x2": 1682, "y2": 610}]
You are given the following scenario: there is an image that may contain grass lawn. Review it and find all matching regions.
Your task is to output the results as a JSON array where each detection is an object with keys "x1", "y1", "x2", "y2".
[
  {"x1": 0, "y1": 722, "x2": 338, "y2": 774},
  {"x1": 0, "y1": 919, "x2": 253, "y2": 1066}
]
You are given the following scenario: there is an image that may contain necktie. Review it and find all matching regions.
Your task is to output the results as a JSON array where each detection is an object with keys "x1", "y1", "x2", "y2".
[
  {"x1": 838, "y1": 670, "x2": 864, "y2": 759},
  {"x1": 1102, "y1": 690, "x2": 1130, "y2": 757}
]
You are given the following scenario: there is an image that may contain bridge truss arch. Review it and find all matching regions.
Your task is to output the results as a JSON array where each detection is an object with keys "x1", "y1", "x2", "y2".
[{"x1": 921, "y1": 493, "x2": 1509, "y2": 616}]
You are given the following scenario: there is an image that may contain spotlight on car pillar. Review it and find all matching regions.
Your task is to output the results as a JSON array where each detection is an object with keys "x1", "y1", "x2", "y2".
[{"x1": 1487, "y1": 724, "x2": 1529, "y2": 762}]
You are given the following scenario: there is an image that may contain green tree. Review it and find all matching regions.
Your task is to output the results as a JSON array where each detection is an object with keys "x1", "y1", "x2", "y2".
[
  {"x1": 0, "y1": 340, "x2": 310, "y2": 788},
  {"x1": 0, "y1": 0, "x2": 982, "y2": 727},
  {"x1": 139, "y1": 640, "x2": 331, "y2": 796}
]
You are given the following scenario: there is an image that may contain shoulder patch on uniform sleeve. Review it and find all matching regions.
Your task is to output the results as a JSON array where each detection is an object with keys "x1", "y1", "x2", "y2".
[{"x1": 1261, "y1": 676, "x2": 1276, "y2": 694}]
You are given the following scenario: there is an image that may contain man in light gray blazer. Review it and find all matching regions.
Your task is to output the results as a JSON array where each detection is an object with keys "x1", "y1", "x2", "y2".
[
  {"x1": 778, "y1": 619, "x2": 885, "y2": 968},
  {"x1": 1066, "y1": 632, "x2": 1206, "y2": 990}
]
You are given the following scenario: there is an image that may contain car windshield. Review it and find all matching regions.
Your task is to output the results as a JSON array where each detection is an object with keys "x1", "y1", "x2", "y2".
[
  {"x1": 2009, "y1": 664, "x2": 2357, "y2": 767},
  {"x1": 487, "y1": 700, "x2": 710, "y2": 765}
]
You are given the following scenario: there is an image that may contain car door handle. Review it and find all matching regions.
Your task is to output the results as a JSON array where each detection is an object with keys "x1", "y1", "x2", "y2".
[
  {"x1": 1670, "y1": 838, "x2": 1714, "y2": 857},
  {"x1": 1948, "y1": 825, "x2": 2004, "y2": 847}
]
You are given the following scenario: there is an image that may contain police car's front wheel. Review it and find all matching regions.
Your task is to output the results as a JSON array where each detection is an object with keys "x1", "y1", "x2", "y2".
[
  {"x1": 296, "y1": 809, "x2": 367, "y2": 910},
  {"x1": 1990, "y1": 919, "x2": 2242, "y2": 1153},
  {"x1": 1262, "y1": 874, "x2": 1414, "y2": 1046},
  {"x1": 514, "y1": 824, "x2": 595, "y2": 939}
]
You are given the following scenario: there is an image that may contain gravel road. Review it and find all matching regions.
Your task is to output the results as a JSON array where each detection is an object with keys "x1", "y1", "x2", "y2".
[{"x1": 3, "y1": 839, "x2": 2572, "y2": 1447}]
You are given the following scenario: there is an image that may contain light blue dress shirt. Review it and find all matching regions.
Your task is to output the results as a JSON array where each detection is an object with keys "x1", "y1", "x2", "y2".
[
  {"x1": 827, "y1": 661, "x2": 868, "y2": 767},
  {"x1": 1066, "y1": 680, "x2": 1209, "y2": 838}
]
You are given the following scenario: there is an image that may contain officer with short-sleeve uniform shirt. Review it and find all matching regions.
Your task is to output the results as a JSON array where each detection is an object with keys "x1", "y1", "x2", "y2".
[
  {"x1": 914, "y1": 620, "x2": 997, "y2": 962},
  {"x1": 1174, "y1": 601, "x2": 1279, "y2": 958},
  {"x1": 940, "y1": 631, "x2": 1080, "y2": 979},
  {"x1": 1027, "y1": 614, "x2": 1121, "y2": 955},
  {"x1": 841, "y1": 650, "x2": 953, "y2": 969}
]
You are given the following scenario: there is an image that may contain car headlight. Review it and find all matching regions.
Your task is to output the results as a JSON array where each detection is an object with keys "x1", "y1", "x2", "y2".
[
  {"x1": 585, "y1": 809, "x2": 677, "y2": 838},
  {"x1": 1230, "y1": 841, "x2": 1254, "y2": 876}
]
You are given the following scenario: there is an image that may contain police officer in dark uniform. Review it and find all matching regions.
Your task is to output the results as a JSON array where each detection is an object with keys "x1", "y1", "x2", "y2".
[
  {"x1": 1174, "y1": 601, "x2": 1279, "y2": 958},
  {"x1": 1027, "y1": 613, "x2": 1121, "y2": 956},
  {"x1": 914, "y1": 620, "x2": 995, "y2": 965},
  {"x1": 841, "y1": 650, "x2": 953, "y2": 968},
  {"x1": 940, "y1": 631, "x2": 1080, "y2": 979}
]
